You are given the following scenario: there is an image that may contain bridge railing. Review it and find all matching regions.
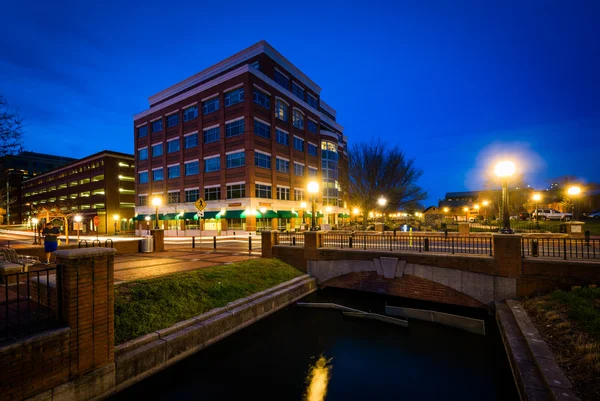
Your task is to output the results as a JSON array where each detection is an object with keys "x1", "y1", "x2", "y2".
[
  {"x1": 278, "y1": 232, "x2": 305, "y2": 246},
  {"x1": 320, "y1": 233, "x2": 493, "y2": 256},
  {"x1": 521, "y1": 237, "x2": 599, "y2": 260}
]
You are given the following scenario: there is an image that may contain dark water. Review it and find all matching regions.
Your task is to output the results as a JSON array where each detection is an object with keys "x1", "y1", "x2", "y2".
[{"x1": 109, "y1": 288, "x2": 518, "y2": 401}]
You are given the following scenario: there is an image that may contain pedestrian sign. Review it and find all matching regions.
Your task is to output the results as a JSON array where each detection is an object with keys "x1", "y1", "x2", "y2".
[{"x1": 194, "y1": 198, "x2": 207, "y2": 211}]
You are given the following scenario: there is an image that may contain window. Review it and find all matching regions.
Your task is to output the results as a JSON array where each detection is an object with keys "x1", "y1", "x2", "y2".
[
  {"x1": 203, "y1": 97, "x2": 219, "y2": 115},
  {"x1": 307, "y1": 119, "x2": 317, "y2": 133},
  {"x1": 307, "y1": 94, "x2": 318, "y2": 109},
  {"x1": 294, "y1": 163, "x2": 304, "y2": 176},
  {"x1": 168, "y1": 192, "x2": 180, "y2": 204},
  {"x1": 294, "y1": 189, "x2": 305, "y2": 201},
  {"x1": 308, "y1": 143, "x2": 318, "y2": 156},
  {"x1": 255, "y1": 184, "x2": 272, "y2": 199},
  {"x1": 254, "y1": 120, "x2": 270, "y2": 139},
  {"x1": 138, "y1": 126, "x2": 148, "y2": 138},
  {"x1": 152, "y1": 120, "x2": 163, "y2": 133},
  {"x1": 277, "y1": 187, "x2": 290, "y2": 200},
  {"x1": 253, "y1": 90, "x2": 270, "y2": 109},
  {"x1": 183, "y1": 105, "x2": 198, "y2": 122},
  {"x1": 167, "y1": 113, "x2": 179, "y2": 128},
  {"x1": 203, "y1": 127, "x2": 220, "y2": 144},
  {"x1": 167, "y1": 165, "x2": 180, "y2": 179},
  {"x1": 275, "y1": 99, "x2": 288, "y2": 122},
  {"x1": 167, "y1": 139, "x2": 180, "y2": 153},
  {"x1": 204, "y1": 187, "x2": 220, "y2": 201},
  {"x1": 138, "y1": 148, "x2": 148, "y2": 161},
  {"x1": 308, "y1": 167, "x2": 318, "y2": 177},
  {"x1": 152, "y1": 143, "x2": 163, "y2": 157},
  {"x1": 227, "y1": 184, "x2": 246, "y2": 199},
  {"x1": 293, "y1": 109, "x2": 304, "y2": 129},
  {"x1": 204, "y1": 156, "x2": 220, "y2": 172},
  {"x1": 292, "y1": 82, "x2": 304, "y2": 99},
  {"x1": 138, "y1": 195, "x2": 148, "y2": 206},
  {"x1": 224, "y1": 88, "x2": 244, "y2": 107},
  {"x1": 294, "y1": 137, "x2": 304, "y2": 152},
  {"x1": 139, "y1": 171, "x2": 148, "y2": 183},
  {"x1": 225, "y1": 119, "x2": 244, "y2": 138},
  {"x1": 276, "y1": 129, "x2": 289, "y2": 146},
  {"x1": 274, "y1": 69, "x2": 289, "y2": 89},
  {"x1": 276, "y1": 158, "x2": 289, "y2": 173},
  {"x1": 153, "y1": 168, "x2": 164, "y2": 181},
  {"x1": 254, "y1": 152, "x2": 271, "y2": 169},
  {"x1": 185, "y1": 161, "x2": 199, "y2": 176},
  {"x1": 184, "y1": 133, "x2": 198, "y2": 149},
  {"x1": 185, "y1": 189, "x2": 199, "y2": 202},
  {"x1": 226, "y1": 151, "x2": 245, "y2": 168}
]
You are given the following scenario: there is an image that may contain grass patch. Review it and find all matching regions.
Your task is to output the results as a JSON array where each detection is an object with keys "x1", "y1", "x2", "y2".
[
  {"x1": 114, "y1": 258, "x2": 303, "y2": 345},
  {"x1": 550, "y1": 286, "x2": 600, "y2": 339}
]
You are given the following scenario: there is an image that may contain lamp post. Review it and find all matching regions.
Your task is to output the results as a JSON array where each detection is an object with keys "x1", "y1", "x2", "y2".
[
  {"x1": 152, "y1": 196, "x2": 162, "y2": 229},
  {"x1": 377, "y1": 197, "x2": 387, "y2": 231},
  {"x1": 307, "y1": 181, "x2": 319, "y2": 231},
  {"x1": 145, "y1": 215, "x2": 151, "y2": 235},
  {"x1": 32, "y1": 217, "x2": 39, "y2": 245},
  {"x1": 260, "y1": 207, "x2": 267, "y2": 231},
  {"x1": 113, "y1": 214, "x2": 119, "y2": 235},
  {"x1": 474, "y1": 204, "x2": 480, "y2": 222},
  {"x1": 74, "y1": 215, "x2": 82, "y2": 242},
  {"x1": 463, "y1": 207, "x2": 469, "y2": 222},
  {"x1": 326, "y1": 206, "x2": 333, "y2": 225},
  {"x1": 532, "y1": 193, "x2": 541, "y2": 223},
  {"x1": 567, "y1": 186, "x2": 581, "y2": 221},
  {"x1": 494, "y1": 160, "x2": 516, "y2": 234},
  {"x1": 482, "y1": 200, "x2": 489, "y2": 223}
]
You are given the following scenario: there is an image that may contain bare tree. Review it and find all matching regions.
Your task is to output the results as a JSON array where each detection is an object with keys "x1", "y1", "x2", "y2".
[
  {"x1": 32, "y1": 200, "x2": 80, "y2": 245},
  {"x1": 347, "y1": 139, "x2": 427, "y2": 230},
  {"x1": 0, "y1": 95, "x2": 24, "y2": 156}
]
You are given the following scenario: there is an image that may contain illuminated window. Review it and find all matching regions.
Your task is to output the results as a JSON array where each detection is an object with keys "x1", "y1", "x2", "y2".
[
  {"x1": 294, "y1": 189, "x2": 305, "y2": 201},
  {"x1": 275, "y1": 99, "x2": 288, "y2": 122}
]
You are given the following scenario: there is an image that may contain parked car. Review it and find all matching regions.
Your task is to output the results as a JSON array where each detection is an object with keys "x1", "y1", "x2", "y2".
[
  {"x1": 585, "y1": 210, "x2": 600, "y2": 219},
  {"x1": 531, "y1": 209, "x2": 572, "y2": 221}
]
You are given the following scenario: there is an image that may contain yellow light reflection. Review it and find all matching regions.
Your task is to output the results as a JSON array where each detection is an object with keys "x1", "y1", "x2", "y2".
[{"x1": 304, "y1": 355, "x2": 332, "y2": 401}]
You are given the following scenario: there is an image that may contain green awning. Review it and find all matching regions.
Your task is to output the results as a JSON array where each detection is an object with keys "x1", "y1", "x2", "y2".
[
  {"x1": 277, "y1": 210, "x2": 298, "y2": 218},
  {"x1": 302, "y1": 211, "x2": 324, "y2": 218},
  {"x1": 160, "y1": 213, "x2": 177, "y2": 220},
  {"x1": 182, "y1": 212, "x2": 199, "y2": 219},
  {"x1": 133, "y1": 214, "x2": 147, "y2": 221},
  {"x1": 225, "y1": 210, "x2": 244, "y2": 219},
  {"x1": 303, "y1": 211, "x2": 312, "y2": 218},
  {"x1": 316, "y1": 212, "x2": 324, "y2": 218},
  {"x1": 263, "y1": 210, "x2": 278, "y2": 218},
  {"x1": 202, "y1": 211, "x2": 219, "y2": 219},
  {"x1": 338, "y1": 213, "x2": 350, "y2": 218}
]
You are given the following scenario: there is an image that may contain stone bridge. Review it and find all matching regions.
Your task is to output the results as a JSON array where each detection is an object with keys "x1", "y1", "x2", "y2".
[{"x1": 263, "y1": 231, "x2": 600, "y2": 309}]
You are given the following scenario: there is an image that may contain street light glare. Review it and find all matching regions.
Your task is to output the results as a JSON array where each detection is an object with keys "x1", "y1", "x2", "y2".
[
  {"x1": 482, "y1": 200, "x2": 489, "y2": 206},
  {"x1": 152, "y1": 196, "x2": 162, "y2": 206},
  {"x1": 378, "y1": 197, "x2": 387, "y2": 207},
  {"x1": 494, "y1": 160, "x2": 516, "y2": 178},
  {"x1": 463, "y1": 207, "x2": 469, "y2": 212},
  {"x1": 567, "y1": 186, "x2": 581, "y2": 196},
  {"x1": 74, "y1": 215, "x2": 82, "y2": 222},
  {"x1": 307, "y1": 181, "x2": 319, "y2": 194},
  {"x1": 532, "y1": 193, "x2": 541, "y2": 201},
  {"x1": 300, "y1": 202, "x2": 307, "y2": 209},
  {"x1": 352, "y1": 207, "x2": 359, "y2": 215}
]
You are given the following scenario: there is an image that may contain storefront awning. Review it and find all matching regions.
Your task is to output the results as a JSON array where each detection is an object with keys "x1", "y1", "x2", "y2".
[
  {"x1": 160, "y1": 213, "x2": 178, "y2": 220},
  {"x1": 277, "y1": 210, "x2": 298, "y2": 218},
  {"x1": 302, "y1": 211, "x2": 324, "y2": 218},
  {"x1": 338, "y1": 213, "x2": 350, "y2": 218},
  {"x1": 202, "y1": 211, "x2": 219, "y2": 219},
  {"x1": 224, "y1": 210, "x2": 244, "y2": 219},
  {"x1": 263, "y1": 210, "x2": 278, "y2": 219},
  {"x1": 182, "y1": 212, "x2": 199, "y2": 219},
  {"x1": 133, "y1": 214, "x2": 147, "y2": 221}
]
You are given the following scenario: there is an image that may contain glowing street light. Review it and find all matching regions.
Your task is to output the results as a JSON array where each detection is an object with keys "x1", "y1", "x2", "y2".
[
  {"x1": 307, "y1": 181, "x2": 319, "y2": 231},
  {"x1": 463, "y1": 206, "x2": 469, "y2": 222},
  {"x1": 377, "y1": 197, "x2": 387, "y2": 228},
  {"x1": 74, "y1": 215, "x2": 82, "y2": 242},
  {"x1": 532, "y1": 193, "x2": 542, "y2": 221},
  {"x1": 495, "y1": 160, "x2": 516, "y2": 234},
  {"x1": 152, "y1": 196, "x2": 162, "y2": 229},
  {"x1": 145, "y1": 215, "x2": 151, "y2": 234},
  {"x1": 567, "y1": 186, "x2": 581, "y2": 220},
  {"x1": 32, "y1": 217, "x2": 39, "y2": 245},
  {"x1": 259, "y1": 207, "x2": 267, "y2": 231}
]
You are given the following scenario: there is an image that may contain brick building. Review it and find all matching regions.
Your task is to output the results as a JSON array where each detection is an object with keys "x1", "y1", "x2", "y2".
[
  {"x1": 133, "y1": 40, "x2": 348, "y2": 235},
  {"x1": 21, "y1": 151, "x2": 135, "y2": 234}
]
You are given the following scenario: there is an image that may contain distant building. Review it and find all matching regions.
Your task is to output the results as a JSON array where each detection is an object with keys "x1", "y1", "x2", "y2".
[
  {"x1": 21, "y1": 151, "x2": 135, "y2": 234},
  {"x1": 0, "y1": 151, "x2": 76, "y2": 223}
]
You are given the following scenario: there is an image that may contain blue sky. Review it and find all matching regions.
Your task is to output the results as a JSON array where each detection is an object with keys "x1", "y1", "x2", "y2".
[{"x1": 1, "y1": 0, "x2": 598, "y2": 205}]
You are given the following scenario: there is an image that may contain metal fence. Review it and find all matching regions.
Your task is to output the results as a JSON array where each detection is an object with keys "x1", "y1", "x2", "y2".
[
  {"x1": 278, "y1": 232, "x2": 305, "y2": 246},
  {"x1": 1, "y1": 267, "x2": 62, "y2": 341},
  {"x1": 320, "y1": 233, "x2": 493, "y2": 256},
  {"x1": 470, "y1": 221, "x2": 564, "y2": 234},
  {"x1": 522, "y1": 238, "x2": 599, "y2": 259}
]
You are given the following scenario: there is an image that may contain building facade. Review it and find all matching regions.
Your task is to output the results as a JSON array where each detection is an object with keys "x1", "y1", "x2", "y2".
[
  {"x1": 0, "y1": 151, "x2": 76, "y2": 224},
  {"x1": 133, "y1": 41, "x2": 348, "y2": 235},
  {"x1": 21, "y1": 151, "x2": 135, "y2": 234}
]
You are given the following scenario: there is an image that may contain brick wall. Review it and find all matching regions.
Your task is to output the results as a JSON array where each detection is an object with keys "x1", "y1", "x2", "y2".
[
  {"x1": 323, "y1": 271, "x2": 485, "y2": 309},
  {"x1": 272, "y1": 245, "x2": 306, "y2": 272},
  {"x1": 0, "y1": 328, "x2": 70, "y2": 401},
  {"x1": 16, "y1": 240, "x2": 140, "y2": 261}
]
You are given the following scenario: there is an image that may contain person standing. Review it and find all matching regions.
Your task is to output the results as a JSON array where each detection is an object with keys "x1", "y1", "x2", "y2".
[{"x1": 42, "y1": 221, "x2": 60, "y2": 265}]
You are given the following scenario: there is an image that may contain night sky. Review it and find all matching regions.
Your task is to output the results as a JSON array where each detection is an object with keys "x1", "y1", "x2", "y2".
[{"x1": 1, "y1": 0, "x2": 598, "y2": 206}]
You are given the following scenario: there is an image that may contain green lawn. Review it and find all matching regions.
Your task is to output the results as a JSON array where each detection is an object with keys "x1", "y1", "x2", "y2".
[
  {"x1": 114, "y1": 259, "x2": 303, "y2": 344},
  {"x1": 549, "y1": 286, "x2": 600, "y2": 340}
]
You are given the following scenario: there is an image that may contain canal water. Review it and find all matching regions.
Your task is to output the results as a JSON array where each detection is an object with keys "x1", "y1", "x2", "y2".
[{"x1": 109, "y1": 288, "x2": 518, "y2": 401}]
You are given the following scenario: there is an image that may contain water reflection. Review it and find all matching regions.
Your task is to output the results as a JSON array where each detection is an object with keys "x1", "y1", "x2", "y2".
[{"x1": 304, "y1": 355, "x2": 332, "y2": 401}]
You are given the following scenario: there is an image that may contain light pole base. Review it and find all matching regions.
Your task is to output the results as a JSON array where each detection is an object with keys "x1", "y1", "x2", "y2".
[{"x1": 499, "y1": 227, "x2": 515, "y2": 234}]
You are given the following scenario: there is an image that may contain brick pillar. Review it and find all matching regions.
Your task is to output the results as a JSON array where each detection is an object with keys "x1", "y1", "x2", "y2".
[
  {"x1": 245, "y1": 215, "x2": 257, "y2": 232},
  {"x1": 261, "y1": 231, "x2": 279, "y2": 258},
  {"x1": 55, "y1": 248, "x2": 115, "y2": 377},
  {"x1": 151, "y1": 229, "x2": 165, "y2": 252},
  {"x1": 492, "y1": 234, "x2": 522, "y2": 278},
  {"x1": 271, "y1": 217, "x2": 278, "y2": 231},
  {"x1": 565, "y1": 222, "x2": 585, "y2": 238},
  {"x1": 303, "y1": 231, "x2": 323, "y2": 261},
  {"x1": 458, "y1": 222, "x2": 470, "y2": 236}
]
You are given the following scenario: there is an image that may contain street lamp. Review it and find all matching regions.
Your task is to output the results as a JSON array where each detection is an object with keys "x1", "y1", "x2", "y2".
[
  {"x1": 260, "y1": 207, "x2": 267, "y2": 231},
  {"x1": 481, "y1": 200, "x2": 489, "y2": 222},
  {"x1": 474, "y1": 204, "x2": 480, "y2": 221},
  {"x1": 494, "y1": 160, "x2": 516, "y2": 234},
  {"x1": 152, "y1": 196, "x2": 162, "y2": 229},
  {"x1": 145, "y1": 215, "x2": 151, "y2": 235},
  {"x1": 113, "y1": 214, "x2": 119, "y2": 235},
  {"x1": 463, "y1": 206, "x2": 469, "y2": 222},
  {"x1": 532, "y1": 193, "x2": 541, "y2": 222},
  {"x1": 377, "y1": 197, "x2": 387, "y2": 229},
  {"x1": 326, "y1": 206, "x2": 332, "y2": 225},
  {"x1": 74, "y1": 215, "x2": 82, "y2": 242},
  {"x1": 32, "y1": 217, "x2": 39, "y2": 245},
  {"x1": 567, "y1": 186, "x2": 581, "y2": 221},
  {"x1": 307, "y1": 181, "x2": 319, "y2": 231}
]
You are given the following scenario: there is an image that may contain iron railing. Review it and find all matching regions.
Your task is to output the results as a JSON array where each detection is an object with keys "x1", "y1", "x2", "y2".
[
  {"x1": 278, "y1": 232, "x2": 305, "y2": 246},
  {"x1": 521, "y1": 238, "x2": 599, "y2": 259},
  {"x1": 1, "y1": 266, "x2": 62, "y2": 342},
  {"x1": 320, "y1": 234, "x2": 493, "y2": 256}
]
